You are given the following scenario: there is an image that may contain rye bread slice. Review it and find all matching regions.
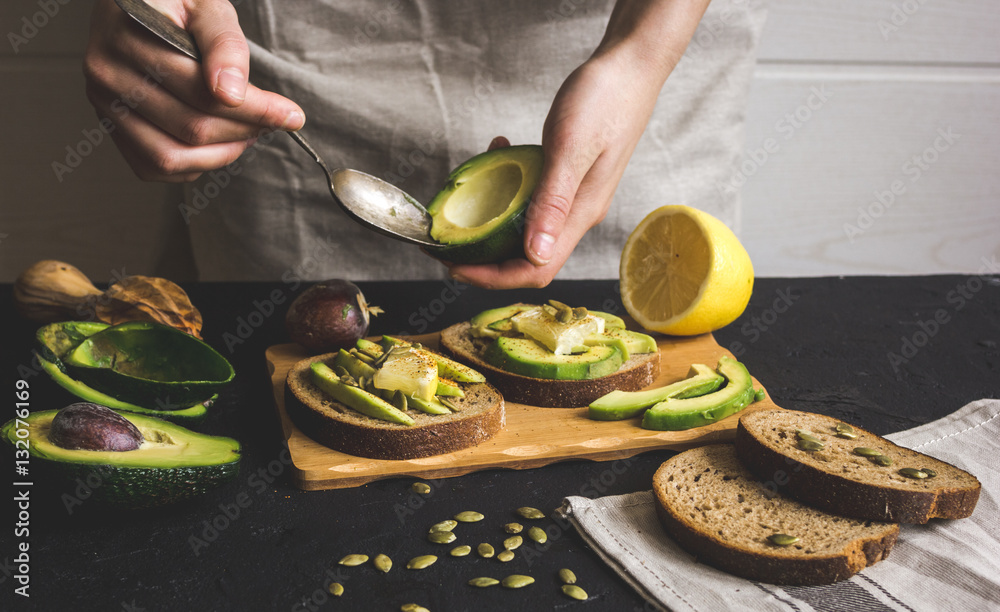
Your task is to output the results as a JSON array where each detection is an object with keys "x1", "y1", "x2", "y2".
[
  {"x1": 653, "y1": 444, "x2": 899, "y2": 585},
  {"x1": 735, "y1": 409, "x2": 981, "y2": 524},
  {"x1": 285, "y1": 352, "x2": 505, "y2": 460},
  {"x1": 439, "y1": 321, "x2": 660, "y2": 407}
]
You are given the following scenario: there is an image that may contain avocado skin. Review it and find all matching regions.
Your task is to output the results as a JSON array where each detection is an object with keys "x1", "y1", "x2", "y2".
[
  {"x1": 425, "y1": 208, "x2": 526, "y2": 265},
  {"x1": 1, "y1": 410, "x2": 240, "y2": 509}
]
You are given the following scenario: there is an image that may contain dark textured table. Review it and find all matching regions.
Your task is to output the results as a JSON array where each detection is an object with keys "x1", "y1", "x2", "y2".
[{"x1": 3, "y1": 276, "x2": 998, "y2": 612}]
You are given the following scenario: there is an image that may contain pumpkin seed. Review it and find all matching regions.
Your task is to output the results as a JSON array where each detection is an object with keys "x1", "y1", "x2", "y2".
[
  {"x1": 558, "y1": 568, "x2": 577, "y2": 584},
  {"x1": 561, "y1": 584, "x2": 588, "y2": 600},
  {"x1": 922, "y1": 468, "x2": 937, "y2": 478},
  {"x1": 795, "y1": 429, "x2": 822, "y2": 444},
  {"x1": 400, "y1": 604, "x2": 429, "y2": 612},
  {"x1": 504, "y1": 522, "x2": 523, "y2": 534},
  {"x1": 327, "y1": 582, "x2": 344, "y2": 597},
  {"x1": 501, "y1": 574, "x2": 535, "y2": 589},
  {"x1": 516, "y1": 507, "x2": 546, "y2": 520},
  {"x1": 373, "y1": 350, "x2": 390, "y2": 368},
  {"x1": 334, "y1": 365, "x2": 352, "y2": 379},
  {"x1": 428, "y1": 531, "x2": 457, "y2": 544},
  {"x1": 572, "y1": 306, "x2": 589, "y2": 320},
  {"x1": 468, "y1": 577, "x2": 500, "y2": 588},
  {"x1": 548, "y1": 300, "x2": 574, "y2": 323},
  {"x1": 899, "y1": 467, "x2": 928, "y2": 479},
  {"x1": 338, "y1": 554, "x2": 369, "y2": 566},
  {"x1": 853, "y1": 447, "x2": 882, "y2": 457},
  {"x1": 836, "y1": 431, "x2": 858, "y2": 440},
  {"x1": 406, "y1": 555, "x2": 438, "y2": 570},
  {"x1": 429, "y1": 519, "x2": 458, "y2": 533},
  {"x1": 836, "y1": 422, "x2": 855, "y2": 435},
  {"x1": 477, "y1": 543, "x2": 495, "y2": 558},
  {"x1": 411, "y1": 482, "x2": 432, "y2": 494},
  {"x1": 527, "y1": 526, "x2": 547, "y2": 544},
  {"x1": 767, "y1": 533, "x2": 800, "y2": 546},
  {"x1": 497, "y1": 550, "x2": 515, "y2": 562},
  {"x1": 798, "y1": 439, "x2": 823, "y2": 452},
  {"x1": 357, "y1": 375, "x2": 367, "y2": 390},
  {"x1": 392, "y1": 390, "x2": 408, "y2": 412},
  {"x1": 352, "y1": 349, "x2": 376, "y2": 364},
  {"x1": 503, "y1": 535, "x2": 523, "y2": 550},
  {"x1": 455, "y1": 511, "x2": 484, "y2": 523},
  {"x1": 450, "y1": 545, "x2": 472, "y2": 557},
  {"x1": 373, "y1": 554, "x2": 392, "y2": 573},
  {"x1": 440, "y1": 397, "x2": 461, "y2": 412},
  {"x1": 870, "y1": 454, "x2": 893, "y2": 467}
]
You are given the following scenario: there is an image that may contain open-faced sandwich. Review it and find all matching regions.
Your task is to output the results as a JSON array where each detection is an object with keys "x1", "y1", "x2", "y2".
[
  {"x1": 285, "y1": 336, "x2": 505, "y2": 459},
  {"x1": 439, "y1": 301, "x2": 660, "y2": 407}
]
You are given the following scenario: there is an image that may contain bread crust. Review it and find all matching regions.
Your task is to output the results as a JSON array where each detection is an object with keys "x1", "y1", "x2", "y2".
[
  {"x1": 652, "y1": 445, "x2": 899, "y2": 586},
  {"x1": 285, "y1": 352, "x2": 505, "y2": 460},
  {"x1": 735, "y1": 409, "x2": 981, "y2": 524},
  {"x1": 439, "y1": 321, "x2": 660, "y2": 407}
]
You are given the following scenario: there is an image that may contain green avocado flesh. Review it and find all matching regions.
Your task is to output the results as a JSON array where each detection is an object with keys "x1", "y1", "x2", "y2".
[
  {"x1": 483, "y1": 337, "x2": 625, "y2": 380},
  {"x1": 588, "y1": 364, "x2": 723, "y2": 421},
  {"x1": 311, "y1": 362, "x2": 415, "y2": 426},
  {"x1": 64, "y1": 321, "x2": 235, "y2": 408},
  {"x1": 641, "y1": 356, "x2": 756, "y2": 431},
  {"x1": 36, "y1": 322, "x2": 213, "y2": 424},
  {"x1": 2, "y1": 410, "x2": 240, "y2": 509},
  {"x1": 426, "y1": 145, "x2": 544, "y2": 265}
]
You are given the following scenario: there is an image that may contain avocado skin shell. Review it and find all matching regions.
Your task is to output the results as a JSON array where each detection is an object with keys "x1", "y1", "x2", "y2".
[
  {"x1": 1, "y1": 411, "x2": 240, "y2": 510},
  {"x1": 424, "y1": 208, "x2": 526, "y2": 265}
]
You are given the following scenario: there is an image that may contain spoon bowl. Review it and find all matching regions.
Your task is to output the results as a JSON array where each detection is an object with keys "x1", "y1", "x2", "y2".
[{"x1": 116, "y1": 0, "x2": 438, "y2": 247}]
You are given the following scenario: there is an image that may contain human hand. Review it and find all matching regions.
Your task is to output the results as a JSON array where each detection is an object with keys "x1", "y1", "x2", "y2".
[
  {"x1": 83, "y1": 0, "x2": 305, "y2": 182},
  {"x1": 447, "y1": 51, "x2": 664, "y2": 289}
]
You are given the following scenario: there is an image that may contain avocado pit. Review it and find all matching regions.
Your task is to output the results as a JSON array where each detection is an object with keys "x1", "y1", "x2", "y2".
[{"x1": 49, "y1": 402, "x2": 144, "y2": 452}]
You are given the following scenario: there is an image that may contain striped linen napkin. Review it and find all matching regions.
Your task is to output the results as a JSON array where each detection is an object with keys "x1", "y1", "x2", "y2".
[{"x1": 559, "y1": 399, "x2": 1000, "y2": 612}]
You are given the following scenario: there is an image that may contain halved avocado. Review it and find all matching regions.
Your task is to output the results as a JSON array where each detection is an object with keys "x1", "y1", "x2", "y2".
[
  {"x1": 2, "y1": 410, "x2": 240, "y2": 509},
  {"x1": 425, "y1": 145, "x2": 543, "y2": 264},
  {"x1": 63, "y1": 321, "x2": 235, "y2": 408},
  {"x1": 36, "y1": 322, "x2": 211, "y2": 425}
]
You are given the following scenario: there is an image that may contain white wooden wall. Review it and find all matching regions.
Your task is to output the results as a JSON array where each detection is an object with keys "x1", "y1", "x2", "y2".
[{"x1": 1, "y1": 0, "x2": 997, "y2": 282}]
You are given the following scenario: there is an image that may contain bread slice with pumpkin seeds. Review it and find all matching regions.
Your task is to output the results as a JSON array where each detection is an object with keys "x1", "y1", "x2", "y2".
[
  {"x1": 652, "y1": 444, "x2": 899, "y2": 585},
  {"x1": 734, "y1": 408, "x2": 981, "y2": 524}
]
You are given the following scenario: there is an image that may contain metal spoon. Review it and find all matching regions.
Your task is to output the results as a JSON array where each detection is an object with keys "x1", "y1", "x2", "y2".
[{"x1": 115, "y1": 0, "x2": 438, "y2": 247}]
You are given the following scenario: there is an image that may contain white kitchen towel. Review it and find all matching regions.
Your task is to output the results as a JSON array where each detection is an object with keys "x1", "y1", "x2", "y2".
[{"x1": 559, "y1": 399, "x2": 1000, "y2": 612}]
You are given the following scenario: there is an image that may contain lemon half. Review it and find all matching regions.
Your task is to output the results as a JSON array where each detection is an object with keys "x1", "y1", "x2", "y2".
[{"x1": 620, "y1": 205, "x2": 753, "y2": 336}]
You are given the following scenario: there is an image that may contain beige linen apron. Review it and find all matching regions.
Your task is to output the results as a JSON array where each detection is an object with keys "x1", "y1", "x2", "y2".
[{"x1": 184, "y1": 0, "x2": 766, "y2": 281}]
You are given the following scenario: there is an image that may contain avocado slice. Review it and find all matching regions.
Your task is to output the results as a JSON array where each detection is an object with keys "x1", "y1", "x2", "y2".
[
  {"x1": 584, "y1": 329, "x2": 657, "y2": 355},
  {"x1": 35, "y1": 322, "x2": 211, "y2": 425},
  {"x1": 588, "y1": 364, "x2": 723, "y2": 421},
  {"x1": 311, "y1": 363, "x2": 415, "y2": 426},
  {"x1": 641, "y1": 357, "x2": 756, "y2": 431},
  {"x1": 483, "y1": 337, "x2": 624, "y2": 380},
  {"x1": 2, "y1": 409, "x2": 240, "y2": 509},
  {"x1": 63, "y1": 321, "x2": 235, "y2": 408},
  {"x1": 589, "y1": 311, "x2": 627, "y2": 331},
  {"x1": 425, "y1": 145, "x2": 544, "y2": 265}
]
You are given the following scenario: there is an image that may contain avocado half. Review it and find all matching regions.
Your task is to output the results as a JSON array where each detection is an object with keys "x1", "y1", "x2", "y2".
[
  {"x1": 2, "y1": 410, "x2": 240, "y2": 509},
  {"x1": 425, "y1": 145, "x2": 544, "y2": 265},
  {"x1": 35, "y1": 322, "x2": 218, "y2": 425}
]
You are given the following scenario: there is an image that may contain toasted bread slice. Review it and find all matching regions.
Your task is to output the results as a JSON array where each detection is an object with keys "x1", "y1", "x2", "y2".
[
  {"x1": 735, "y1": 409, "x2": 981, "y2": 524},
  {"x1": 285, "y1": 352, "x2": 504, "y2": 460},
  {"x1": 439, "y1": 321, "x2": 659, "y2": 407},
  {"x1": 653, "y1": 444, "x2": 899, "y2": 585}
]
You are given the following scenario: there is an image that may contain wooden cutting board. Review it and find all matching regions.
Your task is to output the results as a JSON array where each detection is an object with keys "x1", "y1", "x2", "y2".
[{"x1": 266, "y1": 332, "x2": 779, "y2": 490}]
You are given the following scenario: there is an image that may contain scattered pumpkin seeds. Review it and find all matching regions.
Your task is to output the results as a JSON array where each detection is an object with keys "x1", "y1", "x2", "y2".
[
  {"x1": 767, "y1": 533, "x2": 800, "y2": 546},
  {"x1": 450, "y1": 545, "x2": 472, "y2": 557},
  {"x1": 339, "y1": 554, "x2": 369, "y2": 566},
  {"x1": 501, "y1": 574, "x2": 535, "y2": 589},
  {"x1": 797, "y1": 439, "x2": 824, "y2": 452},
  {"x1": 455, "y1": 511, "x2": 484, "y2": 523},
  {"x1": 468, "y1": 577, "x2": 500, "y2": 588},
  {"x1": 411, "y1": 482, "x2": 432, "y2": 494},
  {"x1": 516, "y1": 507, "x2": 546, "y2": 520},
  {"x1": 497, "y1": 550, "x2": 515, "y2": 562},
  {"x1": 477, "y1": 543, "x2": 495, "y2": 558},
  {"x1": 558, "y1": 568, "x2": 577, "y2": 584},
  {"x1": 561, "y1": 584, "x2": 589, "y2": 600},
  {"x1": 373, "y1": 554, "x2": 392, "y2": 573},
  {"x1": 853, "y1": 447, "x2": 882, "y2": 457},
  {"x1": 899, "y1": 467, "x2": 929, "y2": 479},
  {"x1": 922, "y1": 468, "x2": 938, "y2": 478},
  {"x1": 407, "y1": 555, "x2": 438, "y2": 570},
  {"x1": 870, "y1": 454, "x2": 893, "y2": 467},
  {"x1": 428, "y1": 531, "x2": 457, "y2": 544},
  {"x1": 503, "y1": 535, "x2": 523, "y2": 550},
  {"x1": 327, "y1": 582, "x2": 344, "y2": 597},
  {"x1": 504, "y1": 522, "x2": 523, "y2": 534},
  {"x1": 400, "y1": 604, "x2": 429, "y2": 612},
  {"x1": 835, "y1": 423, "x2": 857, "y2": 439},
  {"x1": 429, "y1": 519, "x2": 458, "y2": 533},
  {"x1": 527, "y1": 526, "x2": 547, "y2": 544}
]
